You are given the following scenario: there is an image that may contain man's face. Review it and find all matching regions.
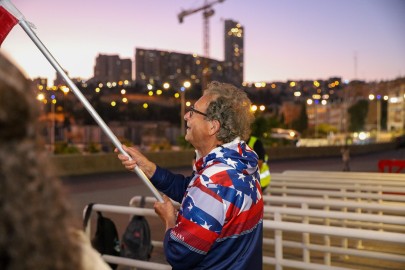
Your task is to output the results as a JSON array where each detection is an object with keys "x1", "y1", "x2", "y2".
[{"x1": 184, "y1": 94, "x2": 211, "y2": 148}]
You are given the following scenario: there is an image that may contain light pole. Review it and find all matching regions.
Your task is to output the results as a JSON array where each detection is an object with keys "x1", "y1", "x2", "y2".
[
  {"x1": 50, "y1": 98, "x2": 56, "y2": 153},
  {"x1": 36, "y1": 93, "x2": 55, "y2": 152},
  {"x1": 402, "y1": 93, "x2": 405, "y2": 132},
  {"x1": 181, "y1": 81, "x2": 191, "y2": 135},
  {"x1": 369, "y1": 94, "x2": 381, "y2": 141},
  {"x1": 342, "y1": 83, "x2": 350, "y2": 145},
  {"x1": 377, "y1": 96, "x2": 381, "y2": 141},
  {"x1": 306, "y1": 99, "x2": 319, "y2": 138},
  {"x1": 314, "y1": 100, "x2": 318, "y2": 138}
]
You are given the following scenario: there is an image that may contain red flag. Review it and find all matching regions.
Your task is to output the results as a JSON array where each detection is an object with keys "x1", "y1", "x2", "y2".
[
  {"x1": 0, "y1": 5, "x2": 18, "y2": 46},
  {"x1": 0, "y1": 0, "x2": 163, "y2": 202}
]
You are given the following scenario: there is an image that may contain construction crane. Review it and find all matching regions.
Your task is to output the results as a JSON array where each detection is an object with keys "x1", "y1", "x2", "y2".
[{"x1": 178, "y1": 0, "x2": 225, "y2": 89}]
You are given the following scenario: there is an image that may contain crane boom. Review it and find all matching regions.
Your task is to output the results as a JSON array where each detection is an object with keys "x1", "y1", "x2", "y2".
[
  {"x1": 178, "y1": 0, "x2": 224, "y2": 23},
  {"x1": 178, "y1": 0, "x2": 225, "y2": 89}
]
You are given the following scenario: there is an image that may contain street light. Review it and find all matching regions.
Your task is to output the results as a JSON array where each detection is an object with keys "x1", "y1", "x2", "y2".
[
  {"x1": 163, "y1": 82, "x2": 170, "y2": 90},
  {"x1": 181, "y1": 81, "x2": 191, "y2": 135},
  {"x1": 250, "y1": 104, "x2": 265, "y2": 113}
]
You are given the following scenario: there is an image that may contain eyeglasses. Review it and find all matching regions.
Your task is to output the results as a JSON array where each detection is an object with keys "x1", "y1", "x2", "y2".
[{"x1": 188, "y1": 105, "x2": 208, "y2": 117}]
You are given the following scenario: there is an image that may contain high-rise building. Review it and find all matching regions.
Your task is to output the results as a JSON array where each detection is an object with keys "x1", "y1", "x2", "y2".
[
  {"x1": 134, "y1": 19, "x2": 243, "y2": 88},
  {"x1": 224, "y1": 19, "x2": 244, "y2": 86},
  {"x1": 53, "y1": 69, "x2": 69, "y2": 86},
  {"x1": 120, "y1": 58, "x2": 132, "y2": 82},
  {"x1": 387, "y1": 83, "x2": 405, "y2": 132},
  {"x1": 91, "y1": 54, "x2": 132, "y2": 84},
  {"x1": 135, "y1": 48, "x2": 224, "y2": 88}
]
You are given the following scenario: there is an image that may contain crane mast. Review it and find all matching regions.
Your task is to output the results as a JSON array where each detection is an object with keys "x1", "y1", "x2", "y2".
[{"x1": 178, "y1": 0, "x2": 225, "y2": 89}]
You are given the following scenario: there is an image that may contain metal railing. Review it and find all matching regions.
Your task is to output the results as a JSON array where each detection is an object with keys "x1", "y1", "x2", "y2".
[{"x1": 82, "y1": 170, "x2": 405, "y2": 270}]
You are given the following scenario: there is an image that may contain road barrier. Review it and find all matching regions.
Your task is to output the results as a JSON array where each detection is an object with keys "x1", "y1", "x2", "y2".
[{"x1": 378, "y1": 159, "x2": 405, "y2": 173}]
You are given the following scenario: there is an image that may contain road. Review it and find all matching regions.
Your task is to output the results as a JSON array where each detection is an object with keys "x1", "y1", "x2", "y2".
[{"x1": 61, "y1": 148, "x2": 405, "y2": 268}]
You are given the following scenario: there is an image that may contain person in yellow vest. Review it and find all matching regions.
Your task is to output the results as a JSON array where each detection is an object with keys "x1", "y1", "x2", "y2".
[{"x1": 248, "y1": 136, "x2": 271, "y2": 192}]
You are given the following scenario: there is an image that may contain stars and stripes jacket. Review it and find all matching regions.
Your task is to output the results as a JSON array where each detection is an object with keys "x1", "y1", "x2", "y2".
[{"x1": 150, "y1": 138, "x2": 264, "y2": 269}]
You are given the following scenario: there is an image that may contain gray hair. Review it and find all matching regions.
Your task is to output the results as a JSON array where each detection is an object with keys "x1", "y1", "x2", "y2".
[{"x1": 204, "y1": 81, "x2": 254, "y2": 143}]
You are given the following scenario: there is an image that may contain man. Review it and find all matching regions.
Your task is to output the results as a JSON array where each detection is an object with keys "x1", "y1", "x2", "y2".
[
  {"x1": 117, "y1": 81, "x2": 263, "y2": 269},
  {"x1": 248, "y1": 136, "x2": 271, "y2": 192},
  {"x1": 341, "y1": 145, "x2": 350, "y2": 171}
]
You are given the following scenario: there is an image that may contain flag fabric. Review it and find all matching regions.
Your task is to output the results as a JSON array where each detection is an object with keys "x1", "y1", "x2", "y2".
[
  {"x1": 0, "y1": 6, "x2": 18, "y2": 45},
  {"x1": 0, "y1": 0, "x2": 21, "y2": 46}
]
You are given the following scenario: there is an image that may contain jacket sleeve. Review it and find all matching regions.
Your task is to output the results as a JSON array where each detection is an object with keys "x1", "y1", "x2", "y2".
[{"x1": 150, "y1": 165, "x2": 194, "y2": 203}]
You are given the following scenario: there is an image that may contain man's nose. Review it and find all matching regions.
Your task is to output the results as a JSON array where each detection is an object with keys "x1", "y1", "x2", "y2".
[{"x1": 184, "y1": 110, "x2": 190, "y2": 120}]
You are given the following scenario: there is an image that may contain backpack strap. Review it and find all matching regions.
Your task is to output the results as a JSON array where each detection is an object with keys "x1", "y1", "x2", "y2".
[{"x1": 83, "y1": 203, "x2": 95, "y2": 229}]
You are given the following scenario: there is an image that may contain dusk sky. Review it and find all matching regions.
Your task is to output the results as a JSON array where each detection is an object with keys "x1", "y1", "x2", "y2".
[{"x1": 2, "y1": 0, "x2": 405, "y2": 84}]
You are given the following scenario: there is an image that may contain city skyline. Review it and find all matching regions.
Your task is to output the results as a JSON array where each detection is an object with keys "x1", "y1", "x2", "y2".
[{"x1": 2, "y1": 0, "x2": 405, "y2": 84}]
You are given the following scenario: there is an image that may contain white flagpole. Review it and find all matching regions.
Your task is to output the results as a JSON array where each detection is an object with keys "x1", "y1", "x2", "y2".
[{"x1": 6, "y1": 8, "x2": 163, "y2": 201}]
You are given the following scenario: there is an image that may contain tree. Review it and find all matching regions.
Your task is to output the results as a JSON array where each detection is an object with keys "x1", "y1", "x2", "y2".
[
  {"x1": 348, "y1": 99, "x2": 368, "y2": 132},
  {"x1": 291, "y1": 103, "x2": 308, "y2": 134},
  {"x1": 251, "y1": 115, "x2": 280, "y2": 138},
  {"x1": 251, "y1": 116, "x2": 268, "y2": 137}
]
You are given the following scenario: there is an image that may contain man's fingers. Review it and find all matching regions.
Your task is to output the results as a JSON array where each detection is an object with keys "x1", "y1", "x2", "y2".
[
  {"x1": 117, "y1": 153, "x2": 129, "y2": 162},
  {"x1": 163, "y1": 195, "x2": 171, "y2": 203}
]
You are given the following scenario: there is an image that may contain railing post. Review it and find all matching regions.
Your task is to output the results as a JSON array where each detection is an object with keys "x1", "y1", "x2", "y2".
[
  {"x1": 274, "y1": 212, "x2": 283, "y2": 270},
  {"x1": 302, "y1": 203, "x2": 310, "y2": 263},
  {"x1": 282, "y1": 184, "x2": 287, "y2": 208},
  {"x1": 377, "y1": 185, "x2": 384, "y2": 232},
  {"x1": 322, "y1": 196, "x2": 331, "y2": 265},
  {"x1": 340, "y1": 188, "x2": 349, "y2": 260},
  {"x1": 355, "y1": 184, "x2": 364, "y2": 249}
]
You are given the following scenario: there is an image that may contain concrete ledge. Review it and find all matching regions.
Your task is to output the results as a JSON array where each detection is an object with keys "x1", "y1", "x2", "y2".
[
  {"x1": 51, "y1": 142, "x2": 395, "y2": 177},
  {"x1": 51, "y1": 149, "x2": 196, "y2": 177},
  {"x1": 267, "y1": 142, "x2": 395, "y2": 160}
]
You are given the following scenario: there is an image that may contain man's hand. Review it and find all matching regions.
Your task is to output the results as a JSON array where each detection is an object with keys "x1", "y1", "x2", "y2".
[
  {"x1": 115, "y1": 145, "x2": 157, "y2": 178},
  {"x1": 154, "y1": 195, "x2": 177, "y2": 231}
]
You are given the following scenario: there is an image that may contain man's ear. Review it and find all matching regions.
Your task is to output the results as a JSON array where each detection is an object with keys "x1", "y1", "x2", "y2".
[{"x1": 209, "y1": 119, "x2": 220, "y2": 135}]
